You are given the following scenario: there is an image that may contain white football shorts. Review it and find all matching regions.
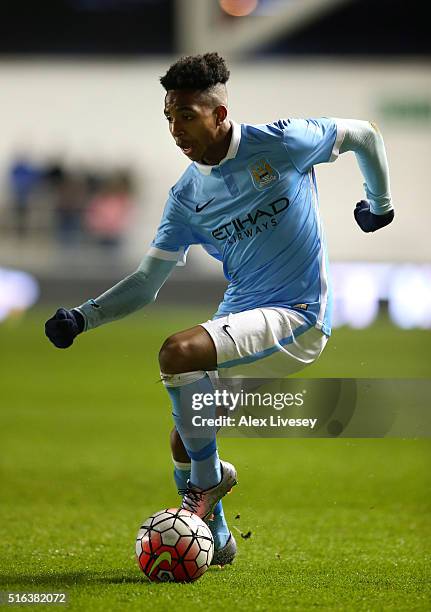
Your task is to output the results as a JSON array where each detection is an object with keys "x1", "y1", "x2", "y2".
[{"x1": 200, "y1": 307, "x2": 328, "y2": 379}]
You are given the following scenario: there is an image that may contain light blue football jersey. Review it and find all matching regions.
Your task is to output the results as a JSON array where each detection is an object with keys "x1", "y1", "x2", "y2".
[{"x1": 151, "y1": 118, "x2": 342, "y2": 336}]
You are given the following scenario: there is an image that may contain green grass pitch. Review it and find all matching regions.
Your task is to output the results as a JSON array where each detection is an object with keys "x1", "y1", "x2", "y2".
[{"x1": 1, "y1": 306, "x2": 430, "y2": 611}]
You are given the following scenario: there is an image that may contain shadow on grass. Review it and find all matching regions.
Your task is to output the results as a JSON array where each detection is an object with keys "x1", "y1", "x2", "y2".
[
  {"x1": 0, "y1": 571, "x2": 148, "y2": 587},
  {"x1": 0, "y1": 565, "x2": 227, "y2": 588}
]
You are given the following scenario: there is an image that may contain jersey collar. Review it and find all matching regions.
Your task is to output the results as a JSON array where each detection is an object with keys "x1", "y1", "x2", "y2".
[{"x1": 194, "y1": 121, "x2": 241, "y2": 175}]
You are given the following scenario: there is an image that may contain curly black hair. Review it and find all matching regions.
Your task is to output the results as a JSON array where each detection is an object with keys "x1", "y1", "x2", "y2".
[{"x1": 160, "y1": 52, "x2": 230, "y2": 91}]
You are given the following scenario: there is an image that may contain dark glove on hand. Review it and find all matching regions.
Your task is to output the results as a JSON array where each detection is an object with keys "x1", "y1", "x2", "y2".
[
  {"x1": 354, "y1": 200, "x2": 394, "y2": 233},
  {"x1": 45, "y1": 308, "x2": 85, "y2": 348}
]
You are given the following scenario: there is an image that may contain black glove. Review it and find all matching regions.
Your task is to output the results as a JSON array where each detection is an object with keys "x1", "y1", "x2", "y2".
[
  {"x1": 354, "y1": 200, "x2": 394, "y2": 233},
  {"x1": 45, "y1": 308, "x2": 85, "y2": 349}
]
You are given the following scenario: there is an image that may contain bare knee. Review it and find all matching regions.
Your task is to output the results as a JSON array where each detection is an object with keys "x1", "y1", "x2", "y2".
[
  {"x1": 159, "y1": 335, "x2": 192, "y2": 374},
  {"x1": 159, "y1": 326, "x2": 217, "y2": 374}
]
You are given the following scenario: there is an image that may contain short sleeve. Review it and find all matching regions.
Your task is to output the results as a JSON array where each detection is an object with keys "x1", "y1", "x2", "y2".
[
  {"x1": 150, "y1": 190, "x2": 195, "y2": 266},
  {"x1": 282, "y1": 118, "x2": 342, "y2": 173}
]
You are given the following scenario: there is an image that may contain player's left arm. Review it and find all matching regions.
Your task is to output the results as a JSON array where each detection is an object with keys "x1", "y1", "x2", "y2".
[{"x1": 337, "y1": 118, "x2": 394, "y2": 233}]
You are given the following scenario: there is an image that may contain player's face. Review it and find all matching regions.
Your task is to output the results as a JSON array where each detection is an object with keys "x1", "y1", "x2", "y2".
[{"x1": 164, "y1": 90, "x2": 225, "y2": 164}]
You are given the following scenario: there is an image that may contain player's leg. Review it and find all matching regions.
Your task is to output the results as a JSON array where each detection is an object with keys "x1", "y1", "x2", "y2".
[
  {"x1": 170, "y1": 427, "x2": 231, "y2": 553},
  {"x1": 159, "y1": 326, "x2": 236, "y2": 524},
  {"x1": 160, "y1": 325, "x2": 221, "y2": 491},
  {"x1": 159, "y1": 325, "x2": 217, "y2": 374}
]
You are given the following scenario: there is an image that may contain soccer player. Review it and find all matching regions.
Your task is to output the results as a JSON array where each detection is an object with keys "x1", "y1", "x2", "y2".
[{"x1": 45, "y1": 52, "x2": 394, "y2": 566}]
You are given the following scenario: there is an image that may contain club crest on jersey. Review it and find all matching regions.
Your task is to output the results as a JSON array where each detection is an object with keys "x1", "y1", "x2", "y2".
[{"x1": 248, "y1": 158, "x2": 279, "y2": 191}]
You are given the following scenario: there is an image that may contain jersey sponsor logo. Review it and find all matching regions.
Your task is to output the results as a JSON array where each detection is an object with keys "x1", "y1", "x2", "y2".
[
  {"x1": 211, "y1": 197, "x2": 289, "y2": 244},
  {"x1": 196, "y1": 197, "x2": 215, "y2": 213},
  {"x1": 248, "y1": 158, "x2": 280, "y2": 190}
]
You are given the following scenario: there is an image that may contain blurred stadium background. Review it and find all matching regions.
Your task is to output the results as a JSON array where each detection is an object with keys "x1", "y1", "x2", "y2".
[
  {"x1": 1, "y1": 2, "x2": 430, "y2": 608},
  {"x1": 0, "y1": 0, "x2": 430, "y2": 328}
]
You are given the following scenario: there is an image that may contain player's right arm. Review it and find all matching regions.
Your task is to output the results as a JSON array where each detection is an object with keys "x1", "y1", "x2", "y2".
[
  {"x1": 44, "y1": 253, "x2": 176, "y2": 348},
  {"x1": 45, "y1": 184, "x2": 195, "y2": 349}
]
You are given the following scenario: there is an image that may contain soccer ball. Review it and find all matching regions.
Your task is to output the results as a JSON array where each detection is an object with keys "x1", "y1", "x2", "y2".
[{"x1": 136, "y1": 508, "x2": 214, "y2": 582}]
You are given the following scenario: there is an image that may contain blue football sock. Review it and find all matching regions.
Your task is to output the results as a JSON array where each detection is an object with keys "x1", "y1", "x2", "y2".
[
  {"x1": 173, "y1": 462, "x2": 191, "y2": 494},
  {"x1": 164, "y1": 371, "x2": 221, "y2": 490},
  {"x1": 208, "y1": 505, "x2": 230, "y2": 549}
]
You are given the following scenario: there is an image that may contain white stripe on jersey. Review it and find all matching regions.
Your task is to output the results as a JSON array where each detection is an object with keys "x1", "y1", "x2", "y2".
[
  {"x1": 147, "y1": 246, "x2": 187, "y2": 265},
  {"x1": 308, "y1": 170, "x2": 329, "y2": 330},
  {"x1": 329, "y1": 120, "x2": 346, "y2": 162}
]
